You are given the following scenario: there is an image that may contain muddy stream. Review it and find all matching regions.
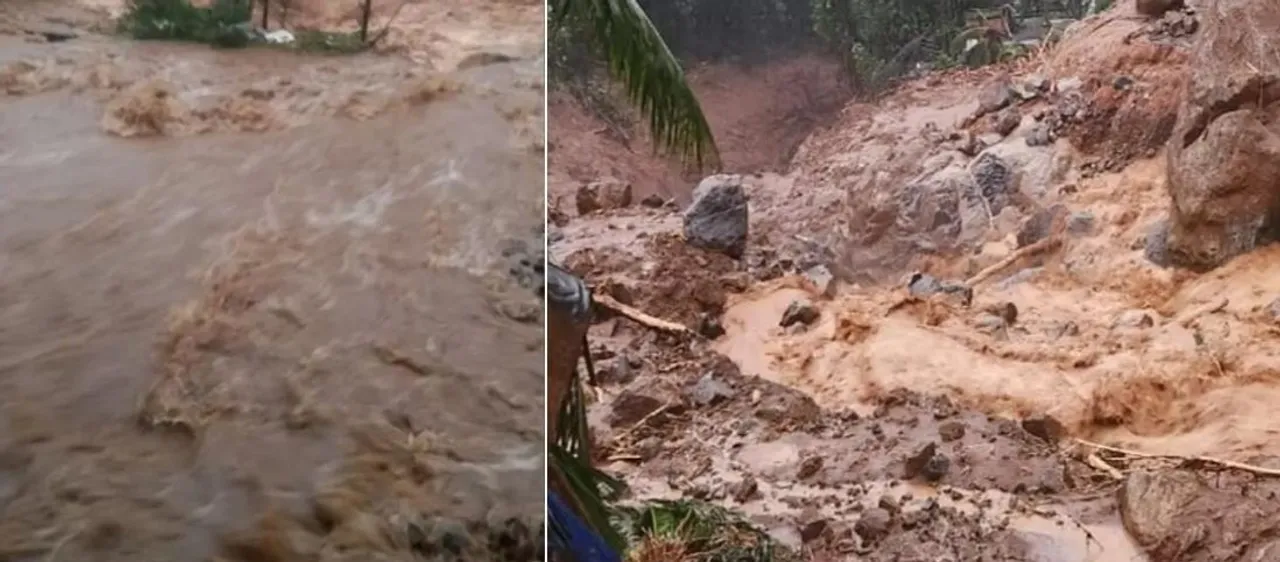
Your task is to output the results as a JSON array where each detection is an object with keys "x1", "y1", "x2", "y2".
[{"x1": 0, "y1": 2, "x2": 544, "y2": 560}]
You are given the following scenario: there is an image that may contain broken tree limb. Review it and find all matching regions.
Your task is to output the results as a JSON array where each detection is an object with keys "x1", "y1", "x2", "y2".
[
  {"x1": 1085, "y1": 453, "x2": 1124, "y2": 479},
  {"x1": 1173, "y1": 297, "x2": 1229, "y2": 328},
  {"x1": 1075, "y1": 438, "x2": 1280, "y2": 477},
  {"x1": 592, "y1": 293, "x2": 693, "y2": 336},
  {"x1": 966, "y1": 237, "x2": 1062, "y2": 287}
]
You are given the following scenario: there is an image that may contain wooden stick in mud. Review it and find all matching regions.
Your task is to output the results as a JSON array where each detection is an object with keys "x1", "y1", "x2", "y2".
[
  {"x1": 966, "y1": 237, "x2": 1062, "y2": 287},
  {"x1": 1172, "y1": 297, "x2": 1229, "y2": 328},
  {"x1": 592, "y1": 293, "x2": 694, "y2": 336},
  {"x1": 1075, "y1": 438, "x2": 1280, "y2": 477}
]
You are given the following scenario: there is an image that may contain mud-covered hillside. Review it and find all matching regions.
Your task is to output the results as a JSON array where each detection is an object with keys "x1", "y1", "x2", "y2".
[{"x1": 551, "y1": 0, "x2": 1280, "y2": 559}]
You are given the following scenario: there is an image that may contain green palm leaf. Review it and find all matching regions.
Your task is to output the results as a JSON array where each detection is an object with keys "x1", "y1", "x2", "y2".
[{"x1": 551, "y1": 0, "x2": 721, "y2": 170}]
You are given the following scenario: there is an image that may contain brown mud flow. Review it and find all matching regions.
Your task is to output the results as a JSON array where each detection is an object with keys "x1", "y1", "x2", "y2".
[
  {"x1": 0, "y1": 0, "x2": 544, "y2": 560},
  {"x1": 551, "y1": 0, "x2": 1280, "y2": 559}
]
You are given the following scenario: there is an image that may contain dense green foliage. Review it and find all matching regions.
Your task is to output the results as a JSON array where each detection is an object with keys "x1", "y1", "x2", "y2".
[{"x1": 119, "y1": 0, "x2": 253, "y2": 45}]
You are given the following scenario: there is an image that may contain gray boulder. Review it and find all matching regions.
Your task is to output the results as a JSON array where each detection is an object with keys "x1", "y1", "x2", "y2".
[{"x1": 684, "y1": 175, "x2": 749, "y2": 258}]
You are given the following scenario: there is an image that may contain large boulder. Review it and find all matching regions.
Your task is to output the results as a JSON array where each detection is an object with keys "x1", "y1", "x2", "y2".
[
  {"x1": 1162, "y1": 0, "x2": 1280, "y2": 271},
  {"x1": 684, "y1": 175, "x2": 749, "y2": 259}
]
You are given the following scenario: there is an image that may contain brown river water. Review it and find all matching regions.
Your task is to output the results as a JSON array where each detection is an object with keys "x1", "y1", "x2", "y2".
[{"x1": 0, "y1": 1, "x2": 545, "y2": 560}]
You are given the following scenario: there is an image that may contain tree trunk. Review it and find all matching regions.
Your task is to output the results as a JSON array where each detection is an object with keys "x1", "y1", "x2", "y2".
[
  {"x1": 261, "y1": 0, "x2": 269, "y2": 29},
  {"x1": 359, "y1": 0, "x2": 373, "y2": 42}
]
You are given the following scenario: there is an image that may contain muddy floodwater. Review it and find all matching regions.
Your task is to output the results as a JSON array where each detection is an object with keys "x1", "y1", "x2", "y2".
[{"x1": 0, "y1": 2, "x2": 545, "y2": 560}]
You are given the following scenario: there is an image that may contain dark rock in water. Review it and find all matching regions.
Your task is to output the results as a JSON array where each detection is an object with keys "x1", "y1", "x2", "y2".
[
  {"x1": 684, "y1": 175, "x2": 749, "y2": 259},
  {"x1": 1144, "y1": 219, "x2": 1171, "y2": 267},
  {"x1": 780, "y1": 298, "x2": 820, "y2": 328},
  {"x1": 409, "y1": 516, "x2": 471, "y2": 556},
  {"x1": 904, "y1": 442, "x2": 949, "y2": 482},
  {"x1": 907, "y1": 273, "x2": 973, "y2": 306},
  {"x1": 698, "y1": 313, "x2": 726, "y2": 339},
  {"x1": 1018, "y1": 205, "x2": 1068, "y2": 248}
]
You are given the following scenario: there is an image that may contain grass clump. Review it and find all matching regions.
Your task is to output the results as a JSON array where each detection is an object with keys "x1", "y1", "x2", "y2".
[{"x1": 118, "y1": 0, "x2": 253, "y2": 46}]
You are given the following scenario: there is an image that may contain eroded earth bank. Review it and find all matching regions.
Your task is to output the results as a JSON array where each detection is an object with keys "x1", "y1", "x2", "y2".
[
  {"x1": 0, "y1": 0, "x2": 545, "y2": 560},
  {"x1": 550, "y1": 0, "x2": 1280, "y2": 559}
]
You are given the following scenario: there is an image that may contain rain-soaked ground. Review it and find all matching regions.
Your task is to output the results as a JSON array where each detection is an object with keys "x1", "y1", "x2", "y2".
[{"x1": 0, "y1": 1, "x2": 545, "y2": 560}]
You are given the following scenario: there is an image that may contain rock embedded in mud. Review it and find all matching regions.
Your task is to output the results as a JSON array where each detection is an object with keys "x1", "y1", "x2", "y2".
[
  {"x1": 779, "y1": 298, "x2": 820, "y2": 328},
  {"x1": 1067, "y1": 211, "x2": 1096, "y2": 236},
  {"x1": 731, "y1": 475, "x2": 760, "y2": 503},
  {"x1": 1017, "y1": 204, "x2": 1068, "y2": 248},
  {"x1": 968, "y1": 152, "x2": 1014, "y2": 216},
  {"x1": 798, "y1": 511, "x2": 832, "y2": 544},
  {"x1": 607, "y1": 391, "x2": 664, "y2": 428},
  {"x1": 574, "y1": 178, "x2": 633, "y2": 215},
  {"x1": 803, "y1": 264, "x2": 837, "y2": 298},
  {"x1": 993, "y1": 108, "x2": 1022, "y2": 137},
  {"x1": 904, "y1": 442, "x2": 950, "y2": 482},
  {"x1": 1113, "y1": 309, "x2": 1155, "y2": 329},
  {"x1": 797, "y1": 455, "x2": 824, "y2": 480},
  {"x1": 1026, "y1": 122, "x2": 1054, "y2": 147},
  {"x1": 697, "y1": 313, "x2": 726, "y2": 339},
  {"x1": 976, "y1": 75, "x2": 1016, "y2": 117},
  {"x1": 938, "y1": 421, "x2": 966, "y2": 442},
  {"x1": 1136, "y1": 0, "x2": 1185, "y2": 18},
  {"x1": 855, "y1": 507, "x2": 894, "y2": 543},
  {"x1": 1162, "y1": 0, "x2": 1280, "y2": 271},
  {"x1": 683, "y1": 174, "x2": 750, "y2": 259},
  {"x1": 687, "y1": 373, "x2": 735, "y2": 407},
  {"x1": 1020, "y1": 414, "x2": 1066, "y2": 443},
  {"x1": 640, "y1": 193, "x2": 666, "y2": 208}
]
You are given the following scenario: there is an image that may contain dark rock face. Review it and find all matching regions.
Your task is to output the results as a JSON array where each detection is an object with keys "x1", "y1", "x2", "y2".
[
  {"x1": 1163, "y1": 0, "x2": 1280, "y2": 271},
  {"x1": 684, "y1": 175, "x2": 750, "y2": 259}
]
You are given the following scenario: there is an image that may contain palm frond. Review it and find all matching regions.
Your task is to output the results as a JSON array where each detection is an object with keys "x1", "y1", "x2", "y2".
[{"x1": 551, "y1": 0, "x2": 721, "y2": 170}]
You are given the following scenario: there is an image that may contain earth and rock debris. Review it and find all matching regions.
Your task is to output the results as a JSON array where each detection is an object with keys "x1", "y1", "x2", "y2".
[{"x1": 551, "y1": 0, "x2": 1280, "y2": 559}]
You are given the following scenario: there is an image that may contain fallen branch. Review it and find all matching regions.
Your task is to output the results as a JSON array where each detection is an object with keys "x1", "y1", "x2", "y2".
[
  {"x1": 593, "y1": 293, "x2": 693, "y2": 336},
  {"x1": 1085, "y1": 452, "x2": 1124, "y2": 479},
  {"x1": 1075, "y1": 438, "x2": 1280, "y2": 477},
  {"x1": 966, "y1": 237, "x2": 1062, "y2": 287},
  {"x1": 1173, "y1": 297, "x2": 1229, "y2": 328}
]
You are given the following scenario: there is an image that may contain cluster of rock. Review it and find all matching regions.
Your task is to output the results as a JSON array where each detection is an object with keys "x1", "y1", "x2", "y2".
[{"x1": 1158, "y1": 0, "x2": 1280, "y2": 270}]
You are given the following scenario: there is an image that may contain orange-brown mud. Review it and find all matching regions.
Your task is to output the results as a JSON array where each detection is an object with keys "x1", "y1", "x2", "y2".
[
  {"x1": 552, "y1": 1, "x2": 1280, "y2": 560},
  {"x1": 0, "y1": 0, "x2": 544, "y2": 560}
]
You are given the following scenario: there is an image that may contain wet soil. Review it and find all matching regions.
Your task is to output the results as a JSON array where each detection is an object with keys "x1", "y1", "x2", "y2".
[
  {"x1": 550, "y1": 5, "x2": 1280, "y2": 560},
  {"x1": 0, "y1": 1, "x2": 544, "y2": 561}
]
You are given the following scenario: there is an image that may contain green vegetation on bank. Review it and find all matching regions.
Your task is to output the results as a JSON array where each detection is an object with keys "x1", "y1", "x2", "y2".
[{"x1": 117, "y1": 0, "x2": 371, "y2": 53}]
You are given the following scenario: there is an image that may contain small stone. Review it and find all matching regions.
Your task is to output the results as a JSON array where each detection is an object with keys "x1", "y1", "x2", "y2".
[
  {"x1": 1112, "y1": 75, "x2": 1135, "y2": 91},
  {"x1": 731, "y1": 475, "x2": 759, "y2": 503},
  {"x1": 799, "y1": 515, "x2": 831, "y2": 543},
  {"x1": 1026, "y1": 123, "x2": 1053, "y2": 146},
  {"x1": 797, "y1": 456, "x2": 824, "y2": 480},
  {"x1": 976, "y1": 75, "x2": 1015, "y2": 116},
  {"x1": 854, "y1": 508, "x2": 893, "y2": 542},
  {"x1": 904, "y1": 442, "x2": 949, "y2": 482},
  {"x1": 985, "y1": 301, "x2": 1018, "y2": 325},
  {"x1": 994, "y1": 108, "x2": 1021, "y2": 136},
  {"x1": 877, "y1": 494, "x2": 901, "y2": 514},
  {"x1": 687, "y1": 374, "x2": 735, "y2": 407},
  {"x1": 607, "y1": 392, "x2": 663, "y2": 427},
  {"x1": 780, "y1": 298, "x2": 820, "y2": 328},
  {"x1": 640, "y1": 193, "x2": 666, "y2": 208},
  {"x1": 575, "y1": 178, "x2": 633, "y2": 215},
  {"x1": 974, "y1": 313, "x2": 1006, "y2": 333},
  {"x1": 1067, "y1": 211, "x2": 1096, "y2": 236},
  {"x1": 1267, "y1": 298, "x2": 1280, "y2": 322},
  {"x1": 803, "y1": 264, "x2": 837, "y2": 298},
  {"x1": 698, "y1": 314, "x2": 726, "y2": 339},
  {"x1": 1021, "y1": 414, "x2": 1067, "y2": 443},
  {"x1": 1114, "y1": 310, "x2": 1155, "y2": 329},
  {"x1": 938, "y1": 421, "x2": 966, "y2": 442},
  {"x1": 1056, "y1": 76, "x2": 1083, "y2": 94}
]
